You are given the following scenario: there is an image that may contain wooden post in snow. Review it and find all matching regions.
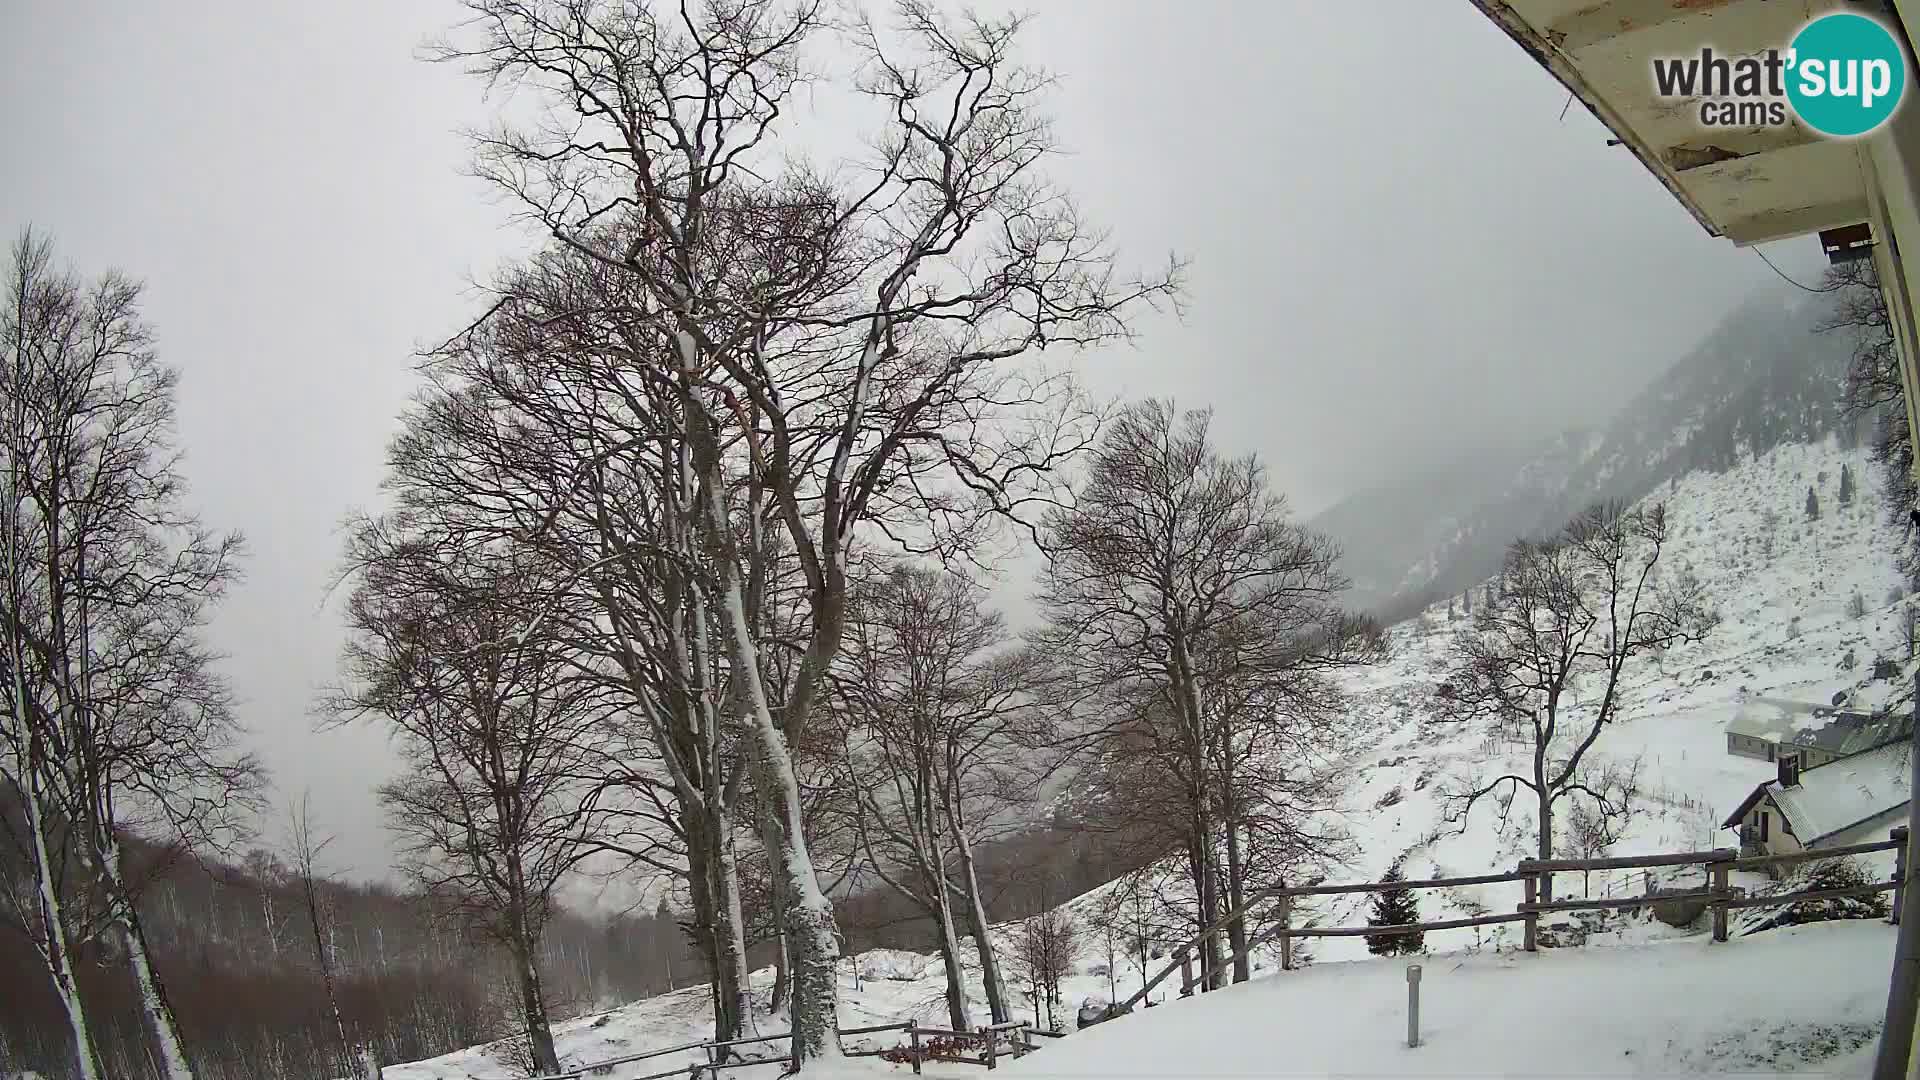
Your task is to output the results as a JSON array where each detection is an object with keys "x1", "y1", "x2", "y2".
[
  {"x1": 1521, "y1": 872, "x2": 1539, "y2": 952},
  {"x1": 1278, "y1": 887, "x2": 1294, "y2": 972},
  {"x1": 909, "y1": 1025, "x2": 922, "y2": 1075},
  {"x1": 1894, "y1": 826, "x2": 1909, "y2": 926},
  {"x1": 1177, "y1": 946, "x2": 1194, "y2": 997},
  {"x1": 1710, "y1": 860, "x2": 1730, "y2": 944}
]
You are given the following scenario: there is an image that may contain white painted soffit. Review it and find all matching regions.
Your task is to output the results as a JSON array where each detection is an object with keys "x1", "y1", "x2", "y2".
[{"x1": 1472, "y1": 0, "x2": 1871, "y2": 246}]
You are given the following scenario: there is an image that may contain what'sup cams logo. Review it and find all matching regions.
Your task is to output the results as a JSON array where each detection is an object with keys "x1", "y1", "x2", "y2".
[{"x1": 1651, "y1": 11, "x2": 1909, "y2": 137}]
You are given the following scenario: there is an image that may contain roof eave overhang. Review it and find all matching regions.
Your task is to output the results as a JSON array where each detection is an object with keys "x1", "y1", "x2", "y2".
[
  {"x1": 1470, "y1": 0, "x2": 1726, "y2": 239},
  {"x1": 1470, "y1": 0, "x2": 1872, "y2": 248}
]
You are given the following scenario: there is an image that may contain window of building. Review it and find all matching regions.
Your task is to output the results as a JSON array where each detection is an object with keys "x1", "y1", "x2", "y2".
[{"x1": 1760, "y1": 811, "x2": 1770, "y2": 841}]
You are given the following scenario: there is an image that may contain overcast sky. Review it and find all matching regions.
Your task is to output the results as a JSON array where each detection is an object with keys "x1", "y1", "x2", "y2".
[{"x1": 0, "y1": 1, "x2": 1824, "y2": 879}]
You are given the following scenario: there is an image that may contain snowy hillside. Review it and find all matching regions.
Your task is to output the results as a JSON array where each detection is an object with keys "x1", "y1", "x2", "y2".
[
  {"x1": 382, "y1": 435, "x2": 1910, "y2": 1079},
  {"x1": 1310, "y1": 435, "x2": 1909, "y2": 960}
]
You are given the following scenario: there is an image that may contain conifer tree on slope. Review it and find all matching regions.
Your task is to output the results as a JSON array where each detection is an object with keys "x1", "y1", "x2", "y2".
[{"x1": 1365, "y1": 864, "x2": 1424, "y2": 956}]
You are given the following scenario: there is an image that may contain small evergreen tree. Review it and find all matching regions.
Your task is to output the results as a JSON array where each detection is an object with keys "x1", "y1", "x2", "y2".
[
  {"x1": 1840, "y1": 463, "x2": 1856, "y2": 505},
  {"x1": 1806, "y1": 485, "x2": 1820, "y2": 521},
  {"x1": 1365, "y1": 865, "x2": 1424, "y2": 956},
  {"x1": 1462, "y1": 589, "x2": 1472, "y2": 615},
  {"x1": 1447, "y1": 598, "x2": 1456, "y2": 622}
]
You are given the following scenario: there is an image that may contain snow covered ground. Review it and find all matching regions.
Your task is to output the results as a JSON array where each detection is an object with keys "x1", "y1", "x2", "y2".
[
  {"x1": 1000, "y1": 921, "x2": 1897, "y2": 1078},
  {"x1": 384, "y1": 436, "x2": 1914, "y2": 1079},
  {"x1": 386, "y1": 921, "x2": 1900, "y2": 1079}
]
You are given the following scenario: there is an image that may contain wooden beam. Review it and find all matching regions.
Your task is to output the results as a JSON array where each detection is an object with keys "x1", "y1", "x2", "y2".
[
  {"x1": 1279, "y1": 913, "x2": 1530, "y2": 939},
  {"x1": 1519, "y1": 849, "x2": 1735, "y2": 872},
  {"x1": 1725, "y1": 198, "x2": 1873, "y2": 246},
  {"x1": 1546, "y1": 0, "x2": 1755, "y2": 54},
  {"x1": 1278, "y1": 870, "x2": 1529, "y2": 898},
  {"x1": 1519, "y1": 890, "x2": 1716, "y2": 914},
  {"x1": 1664, "y1": 126, "x2": 1823, "y2": 172},
  {"x1": 1730, "y1": 837, "x2": 1904, "y2": 871},
  {"x1": 1721, "y1": 879, "x2": 1899, "y2": 910}
]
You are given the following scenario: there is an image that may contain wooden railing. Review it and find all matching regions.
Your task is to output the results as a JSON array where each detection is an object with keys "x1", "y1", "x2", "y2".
[
  {"x1": 1117, "y1": 827, "x2": 1911, "y2": 1012},
  {"x1": 1517, "y1": 828, "x2": 1908, "y2": 945},
  {"x1": 468, "y1": 1018, "x2": 1052, "y2": 1080}
]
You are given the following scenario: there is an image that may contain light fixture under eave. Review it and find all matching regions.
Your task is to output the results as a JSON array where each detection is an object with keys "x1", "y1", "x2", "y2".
[{"x1": 1821, "y1": 223, "x2": 1877, "y2": 266}]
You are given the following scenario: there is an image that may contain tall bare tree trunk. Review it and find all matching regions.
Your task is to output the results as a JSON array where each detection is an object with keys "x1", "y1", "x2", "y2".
[
  {"x1": 694, "y1": 425, "x2": 840, "y2": 1064},
  {"x1": 685, "y1": 835, "x2": 733, "y2": 1041},
  {"x1": 709, "y1": 809, "x2": 761, "y2": 1051},
  {"x1": 1534, "y1": 739, "x2": 1554, "y2": 904},
  {"x1": 757, "y1": 795, "x2": 791, "y2": 1017},
  {"x1": 19, "y1": 755, "x2": 102, "y2": 1080},
  {"x1": 512, "y1": 935, "x2": 560, "y2": 1074},
  {"x1": 6, "y1": 251, "x2": 100, "y2": 1080},
  {"x1": 100, "y1": 838, "x2": 195, "y2": 1080},
  {"x1": 737, "y1": 726, "x2": 842, "y2": 1065},
  {"x1": 951, "y1": 827, "x2": 1010, "y2": 1024},
  {"x1": 932, "y1": 887, "x2": 974, "y2": 1032},
  {"x1": 295, "y1": 838, "x2": 353, "y2": 1073},
  {"x1": 1223, "y1": 820, "x2": 1249, "y2": 984}
]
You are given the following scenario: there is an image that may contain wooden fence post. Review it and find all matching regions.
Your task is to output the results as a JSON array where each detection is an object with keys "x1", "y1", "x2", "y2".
[
  {"x1": 1710, "y1": 859, "x2": 1730, "y2": 943},
  {"x1": 1522, "y1": 869, "x2": 1538, "y2": 952},
  {"x1": 985, "y1": 1028, "x2": 997, "y2": 1071},
  {"x1": 1278, "y1": 888, "x2": 1294, "y2": 972},
  {"x1": 1894, "y1": 826, "x2": 1910, "y2": 926},
  {"x1": 1177, "y1": 946, "x2": 1194, "y2": 997},
  {"x1": 909, "y1": 1024, "x2": 922, "y2": 1076}
]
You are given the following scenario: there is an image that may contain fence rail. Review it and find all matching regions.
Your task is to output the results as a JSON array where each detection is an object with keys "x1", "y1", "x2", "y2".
[
  {"x1": 1118, "y1": 827, "x2": 1911, "y2": 1014},
  {"x1": 482, "y1": 828, "x2": 1913, "y2": 1079},
  {"x1": 471, "y1": 1017, "x2": 1056, "y2": 1080}
]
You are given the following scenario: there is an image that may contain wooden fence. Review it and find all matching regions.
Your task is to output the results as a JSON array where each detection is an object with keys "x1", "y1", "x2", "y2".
[
  {"x1": 469, "y1": 1018, "x2": 1054, "y2": 1080},
  {"x1": 479, "y1": 831, "x2": 1911, "y2": 1077},
  {"x1": 1118, "y1": 826, "x2": 1910, "y2": 1011}
]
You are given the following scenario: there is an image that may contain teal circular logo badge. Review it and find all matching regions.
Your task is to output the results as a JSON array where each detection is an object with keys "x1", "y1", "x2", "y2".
[{"x1": 1787, "y1": 13, "x2": 1907, "y2": 137}]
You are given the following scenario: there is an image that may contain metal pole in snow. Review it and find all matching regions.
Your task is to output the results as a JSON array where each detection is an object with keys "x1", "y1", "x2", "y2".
[{"x1": 1406, "y1": 965, "x2": 1422, "y2": 1049}]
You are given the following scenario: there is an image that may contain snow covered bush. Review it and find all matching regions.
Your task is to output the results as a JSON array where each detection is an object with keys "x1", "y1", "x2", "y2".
[{"x1": 1775, "y1": 858, "x2": 1889, "y2": 927}]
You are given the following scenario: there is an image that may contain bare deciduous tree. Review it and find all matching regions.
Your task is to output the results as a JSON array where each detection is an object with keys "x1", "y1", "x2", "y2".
[
  {"x1": 830, "y1": 561, "x2": 1048, "y2": 1029},
  {"x1": 1013, "y1": 905, "x2": 1076, "y2": 1032},
  {"x1": 0, "y1": 229, "x2": 260, "y2": 1080},
  {"x1": 1035, "y1": 400, "x2": 1380, "y2": 990},
  {"x1": 1440, "y1": 503, "x2": 1711, "y2": 898},
  {"x1": 287, "y1": 794, "x2": 368, "y2": 1077},
  {"x1": 335, "y1": 542, "x2": 607, "y2": 1075},
  {"x1": 426, "y1": 0, "x2": 1178, "y2": 1060}
]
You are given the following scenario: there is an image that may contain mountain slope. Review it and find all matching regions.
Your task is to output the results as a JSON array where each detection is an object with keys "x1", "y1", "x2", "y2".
[{"x1": 1317, "y1": 282, "x2": 1861, "y2": 617}]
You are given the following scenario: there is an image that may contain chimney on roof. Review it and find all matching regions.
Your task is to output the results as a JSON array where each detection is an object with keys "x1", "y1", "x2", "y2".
[{"x1": 1778, "y1": 753, "x2": 1802, "y2": 789}]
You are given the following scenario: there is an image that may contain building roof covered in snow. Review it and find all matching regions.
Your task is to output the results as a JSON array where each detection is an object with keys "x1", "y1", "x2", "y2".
[
  {"x1": 1722, "y1": 739, "x2": 1913, "y2": 846},
  {"x1": 1725, "y1": 698, "x2": 1912, "y2": 757}
]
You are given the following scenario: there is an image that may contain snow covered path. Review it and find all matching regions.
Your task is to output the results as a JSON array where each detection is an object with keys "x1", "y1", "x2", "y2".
[{"x1": 999, "y1": 921, "x2": 1894, "y2": 1077}]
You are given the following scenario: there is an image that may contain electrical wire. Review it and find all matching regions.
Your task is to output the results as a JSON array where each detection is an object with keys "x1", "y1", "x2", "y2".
[{"x1": 1753, "y1": 246, "x2": 1826, "y2": 294}]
